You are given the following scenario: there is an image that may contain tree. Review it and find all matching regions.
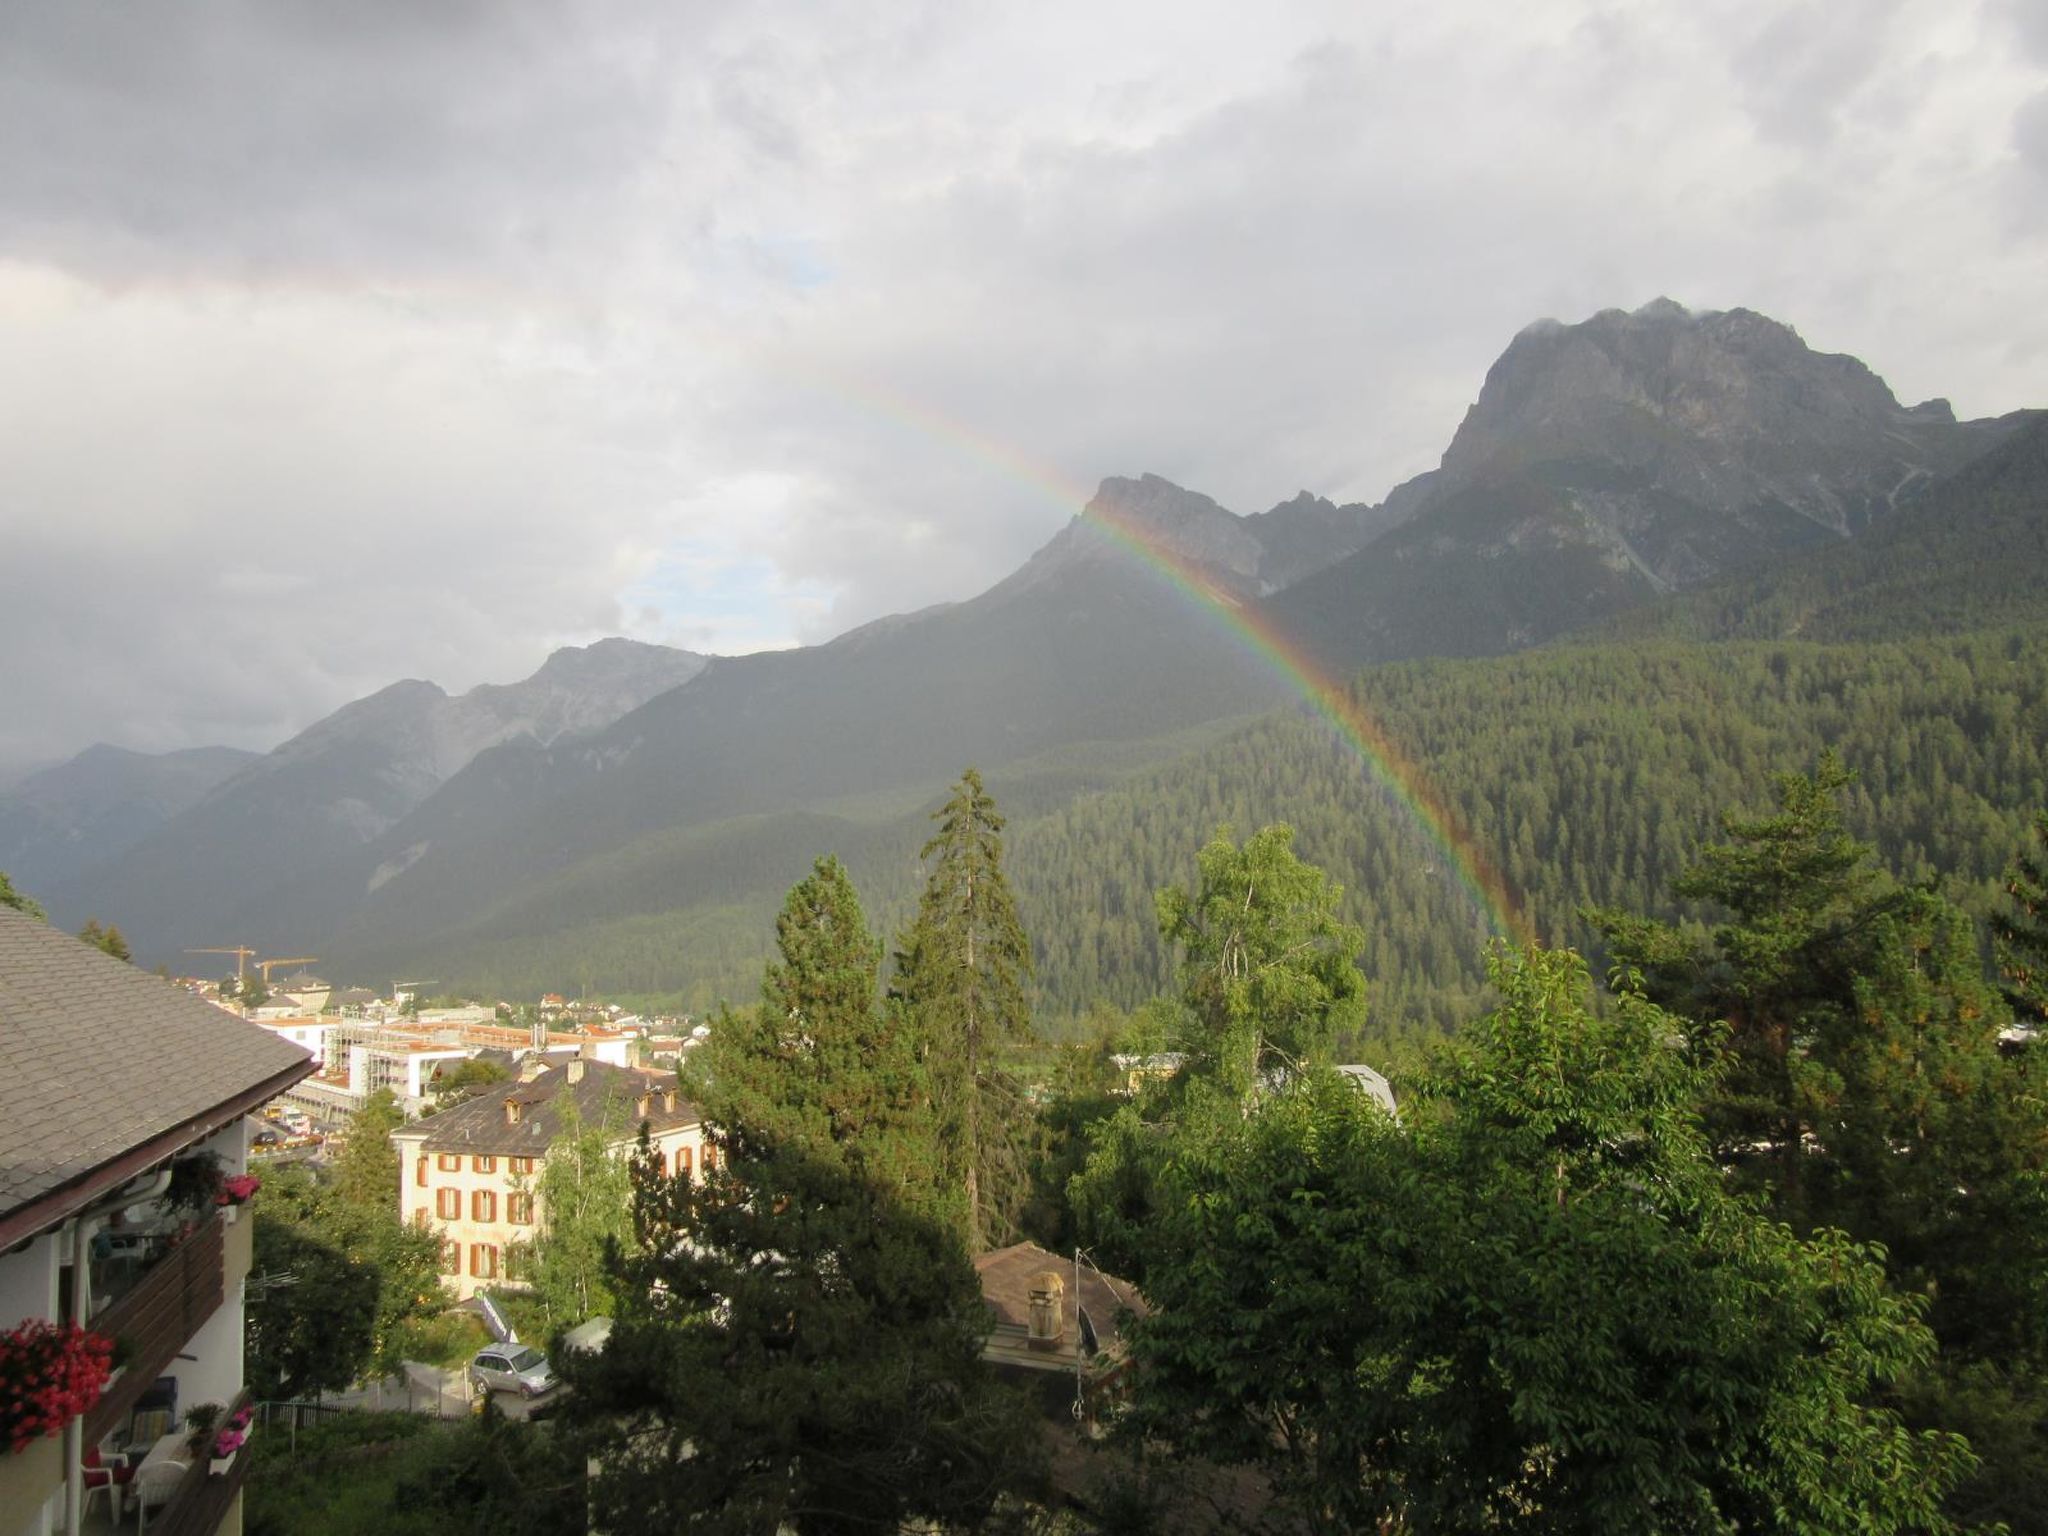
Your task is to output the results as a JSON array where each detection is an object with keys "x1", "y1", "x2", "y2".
[
  {"x1": 557, "y1": 857, "x2": 1033, "y2": 1534},
  {"x1": 318, "y1": 1091, "x2": 442, "y2": 1372},
  {"x1": 1996, "y1": 810, "x2": 2048, "y2": 1029},
  {"x1": 246, "y1": 1178, "x2": 380, "y2": 1400},
  {"x1": 1070, "y1": 825, "x2": 1366, "y2": 1278},
  {"x1": 1595, "y1": 752, "x2": 1894, "y2": 1211},
  {"x1": 0, "y1": 869, "x2": 44, "y2": 920},
  {"x1": 711, "y1": 855, "x2": 938, "y2": 1205},
  {"x1": 892, "y1": 768, "x2": 1035, "y2": 1250},
  {"x1": 246, "y1": 1161, "x2": 440, "y2": 1394},
  {"x1": 1156, "y1": 822, "x2": 1367, "y2": 1096},
  {"x1": 1121, "y1": 944, "x2": 1975, "y2": 1535},
  {"x1": 430, "y1": 1056, "x2": 512, "y2": 1112},
  {"x1": 524, "y1": 1090, "x2": 632, "y2": 1325},
  {"x1": 77, "y1": 919, "x2": 131, "y2": 962}
]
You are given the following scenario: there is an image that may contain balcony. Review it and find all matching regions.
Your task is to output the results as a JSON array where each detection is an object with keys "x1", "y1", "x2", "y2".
[{"x1": 84, "y1": 1211, "x2": 232, "y2": 1448}]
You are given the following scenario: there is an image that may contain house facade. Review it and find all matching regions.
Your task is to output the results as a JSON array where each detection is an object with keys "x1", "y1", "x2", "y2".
[
  {"x1": 0, "y1": 907, "x2": 315, "y2": 1536},
  {"x1": 390, "y1": 1058, "x2": 706, "y2": 1302}
]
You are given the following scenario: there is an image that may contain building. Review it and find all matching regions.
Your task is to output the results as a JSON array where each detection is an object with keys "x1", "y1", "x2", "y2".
[
  {"x1": 973, "y1": 1241, "x2": 1148, "y2": 1423},
  {"x1": 279, "y1": 1018, "x2": 637, "y2": 1122},
  {"x1": 390, "y1": 1058, "x2": 706, "y2": 1302},
  {"x1": 0, "y1": 907, "x2": 315, "y2": 1536}
]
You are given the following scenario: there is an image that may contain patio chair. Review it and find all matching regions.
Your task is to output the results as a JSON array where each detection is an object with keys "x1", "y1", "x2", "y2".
[
  {"x1": 80, "y1": 1445, "x2": 132, "y2": 1521},
  {"x1": 131, "y1": 1455, "x2": 188, "y2": 1533}
]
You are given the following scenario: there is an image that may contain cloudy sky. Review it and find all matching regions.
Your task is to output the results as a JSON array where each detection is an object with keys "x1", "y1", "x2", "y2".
[{"x1": 2, "y1": 0, "x2": 2043, "y2": 777}]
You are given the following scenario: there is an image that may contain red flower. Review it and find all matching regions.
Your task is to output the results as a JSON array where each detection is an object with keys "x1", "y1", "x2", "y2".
[{"x1": 0, "y1": 1322, "x2": 113, "y2": 1455}]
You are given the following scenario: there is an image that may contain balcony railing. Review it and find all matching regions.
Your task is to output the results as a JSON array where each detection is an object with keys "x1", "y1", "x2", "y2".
[
  {"x1": 84, "y1": 1212, "x2": 227, "y2": 1447},
  {"x1": 146, "y1": 1389, "x2": 254, "y2": 1536}
]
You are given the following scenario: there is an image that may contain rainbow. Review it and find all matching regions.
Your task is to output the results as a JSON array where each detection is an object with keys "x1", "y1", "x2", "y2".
[{"x1": 770, "y1": 358, "x2": 1531, "y2": 944}]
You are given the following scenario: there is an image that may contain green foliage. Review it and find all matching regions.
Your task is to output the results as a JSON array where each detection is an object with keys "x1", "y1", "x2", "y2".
[
  {"x1": 1155, "y1": 822, "x2": 1366, "y2": 1094},
  {"x1": 258, "y1": 1109, "x2": 443, "y2": 1384},
  {"x1": 1068, "y1": 825, "x2": 1367, "y2": 1280},
  {"x1": 429, "y1": 1055, "x2": 512, "y2": 1112},
  {"x1": 526, "y1": 1090, "x2": 632, "y2": 1325},
  {"x1": 76, "y1": 918, "x2": 131, "y2": 961},
  {"x1": 0, "y1": 868, "x2": 44, "y2": 920},
  {"x1": 558, "y1": 855, "x2": 1035, "y2": 1533},
  {"x1": 893, "y1": 767, "x2": 1036, "y2": 1249},
  {"x1": 244, "y1": 1409, "x2": 582, "y2": 1536},
  {"x1": 1121, "y1": 945, "x2": 1975, "y2": 1535},
  {"x1": 1996, "y1": 810, "x2": 2048, "y2": 1028},
  {"x1": 709, "y1": 855, "x2": 939, "y2": 1206},
  {"x1": 247, "y1": 1168, "x2": 384, "y2": 1399}
]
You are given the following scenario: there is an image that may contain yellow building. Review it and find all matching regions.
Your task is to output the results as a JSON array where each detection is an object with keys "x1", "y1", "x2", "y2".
[{"x1": 389, "y1": 1058, "x2": 705, "y2": 1302}]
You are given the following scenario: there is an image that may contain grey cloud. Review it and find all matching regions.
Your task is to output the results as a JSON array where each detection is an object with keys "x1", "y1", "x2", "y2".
[{"x1": 0, "y1": 0, "x2": 2042, "y2": 769}]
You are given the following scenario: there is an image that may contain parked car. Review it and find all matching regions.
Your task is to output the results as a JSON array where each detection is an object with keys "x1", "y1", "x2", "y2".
[
  {"x1": 250, "y1": 1128, "x2": 283, "y2": 1148},
  {"x1": 469, "y1": 1344, "x2": 556, "y2": 1398}
]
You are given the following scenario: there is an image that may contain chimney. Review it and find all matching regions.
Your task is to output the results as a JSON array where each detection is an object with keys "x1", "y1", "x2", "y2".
[
  {"x1": 530, "y1": 1016, "x2": 546, "y2": 1053},
  {"x1": 567, "y1": 1058, "x2": 586, "y2": 1085},
  {"x1": 1026, "y1": 1271, "x2": 1066, "y2": 1352}
]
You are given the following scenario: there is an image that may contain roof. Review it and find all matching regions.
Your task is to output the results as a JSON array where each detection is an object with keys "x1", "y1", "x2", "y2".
[
  {"x1": 0, "y1": 907, "x2": 316, "y2": 1240},
  {"x1": 974, "y1": 1241, "x2": 1148, "y2": 1368},
  {"x1": 1336, "y1": 1063, "x2": 1398, "y2": 1116},
  {"x1": 396, "y1": 1059, "x2": 699, "y2": 1156}
]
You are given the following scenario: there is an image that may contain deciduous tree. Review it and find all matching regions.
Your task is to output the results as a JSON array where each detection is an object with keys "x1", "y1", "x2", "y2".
[{"x1": 1123, "y1": 944, "x2": 1974, "y2": 1535}]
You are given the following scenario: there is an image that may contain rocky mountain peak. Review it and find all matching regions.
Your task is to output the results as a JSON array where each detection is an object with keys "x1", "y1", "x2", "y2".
[{"x1": 1434, "y1": 298, "x2": 1981, "y2": 540}]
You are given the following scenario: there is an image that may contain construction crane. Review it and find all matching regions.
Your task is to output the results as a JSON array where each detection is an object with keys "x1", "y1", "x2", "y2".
[
  {"x1": 255, "y1": 955, "x2": 319, "y2": 984},
  {"x1": 187, "y1": 946, "x2": 256, "y2": 983}
]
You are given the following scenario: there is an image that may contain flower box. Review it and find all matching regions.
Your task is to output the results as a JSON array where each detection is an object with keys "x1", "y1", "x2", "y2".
[{"x1": 1, "y1": 1321, "x2": 114, "y2": 1455}]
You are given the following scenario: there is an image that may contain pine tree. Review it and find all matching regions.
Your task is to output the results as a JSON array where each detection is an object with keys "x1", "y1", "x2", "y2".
[
  {"x1": 0, "y1": 869, "x2": 44, "y2": 920},
  {"x1": 711, "y1": 854, "x2": 936, "y2": 1200},
  {"x1": 1994, "y1": 811, "x2": 2048, "y2": 1029},
  {"x1": 893, "y1": 768, "x2": 1034, "y2": 1250},
  {"x1": 559, "y1": 856, "x2": 1032, "y2": 1534}
]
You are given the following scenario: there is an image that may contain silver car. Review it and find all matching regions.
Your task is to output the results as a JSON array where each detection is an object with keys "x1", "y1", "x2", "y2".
[{"x1": 469, "y1": 1343, "x2": 556, "y2": 1398}]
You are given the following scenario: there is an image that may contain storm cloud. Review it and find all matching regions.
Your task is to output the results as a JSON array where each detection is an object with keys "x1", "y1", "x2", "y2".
[{"x1": 1, "y1": 0, "x2": 2041, "y2": 774}]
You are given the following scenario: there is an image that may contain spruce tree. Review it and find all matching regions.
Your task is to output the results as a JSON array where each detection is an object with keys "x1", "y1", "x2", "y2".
[
  {"x1": 1994, "y1": 811, "x2": 2048, "y2": 1029},
  {"x1": 893, "y1": 768, "x2": 1034, "y2": 1250},
  {"x1": 560, "y1": 855, "x2": 1033, "y2": 1535}
]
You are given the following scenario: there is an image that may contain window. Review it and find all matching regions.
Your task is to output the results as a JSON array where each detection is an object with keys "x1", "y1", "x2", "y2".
[
  {"x1": 510, "y1": 1156, "x2": 536, "y2": 1175},
  {"x1": 505, "y1": 1243, "x2": 532, "y2": 1282},
  {"x1": 702, "y1": 1143, "x2": 717, "y2": 1172},
  {"x1": 678, "y1": 1146, "x2": 693, "y2": 1181},
  {"x1": 507, "y1": 1193, "x2": 535, "y2": 1225},
  {"x1": 649, "y1": 1150, "x2": 667, "y2": 1178},
  {"x1": 415, "y1": 1156, "x2": 429, "y2": 1188},
  {"x1": 470, "y1": 1244, "x2": 499, "y2": 1279},
  {"x1": 440, "y1": 1240, "x2": 461, "y2": 1275},
  {"x1": 437, "y1": 1154, "x2": 461, "y2": 1172},
  {"x1": 413, "y1": 1207, "x2": 429, "y2": 1228},
  {"x1": 436, "y1": 1187, "x2": 461, "y2": 1220},
  {"x1": 472, "y1": 1189, "x2": 497, "y2": 1223},
  {"x1": 473, "y1": 1156, "x2": 496, "y2": 1174}
]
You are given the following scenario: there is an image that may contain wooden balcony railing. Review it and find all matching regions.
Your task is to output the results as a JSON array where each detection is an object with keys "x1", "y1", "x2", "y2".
[
  {"x1": 84, "y1": 1212, "x2": 227, "y2": 1446},
  {"x1": 147, "y1": 1389, "x2": 254, "y2": 1536}
]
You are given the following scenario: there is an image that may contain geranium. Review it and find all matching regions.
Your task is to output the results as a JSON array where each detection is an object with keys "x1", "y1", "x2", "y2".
[
  {"x1": 2, "y1": 1321, "x2": 113, "y2": 1454},
  {"x1": 215, "y1": 1174, "x2": 261, "y2": 1207},
  {"x1": 211, "y1": 1406, "x2": 253, "y2": 1460}
]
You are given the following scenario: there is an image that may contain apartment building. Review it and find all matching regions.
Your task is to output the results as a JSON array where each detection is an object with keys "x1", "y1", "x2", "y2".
[
  {"x1": 0, "y1": 907, "x2": 315, "y2": 1536},
  {"x1": 390, "y1": 1058, "x2": 705, "y2": 1302}
]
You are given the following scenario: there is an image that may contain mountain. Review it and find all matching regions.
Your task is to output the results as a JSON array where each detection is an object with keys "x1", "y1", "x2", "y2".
[
  {"x1": 1263, "y1": 299, "x2": 2029, "y2": 671},
  {"x1": 0, "y1": 743, "x2": 258, "y2": 902},
  {"x1": 52, "y1": 299, "x2": 2040, "y2": 997},
  {"x1": 46, "y1": 638, "x2": 708, "y2": 945},
  {"x1": 1600, "y1": 411, "x2": 2048, "y2": 644}
]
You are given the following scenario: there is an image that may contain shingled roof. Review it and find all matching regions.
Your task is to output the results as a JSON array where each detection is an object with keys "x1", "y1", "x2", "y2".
[
  {"x1": 399, "y1": 1059, "x2": 698, "y2": 1156},
  {"x1": 0, "y1": 907, "x2": 316, "y2": 1246}
]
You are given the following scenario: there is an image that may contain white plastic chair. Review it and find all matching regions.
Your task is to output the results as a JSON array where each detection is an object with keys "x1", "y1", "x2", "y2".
[{"x1": 131, "y1": 1457, "x2": 187, "y2": 1533}]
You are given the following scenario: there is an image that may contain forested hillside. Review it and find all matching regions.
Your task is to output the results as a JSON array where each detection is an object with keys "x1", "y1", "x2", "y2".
[{"x1": 395, "y1": 629, "x2": 2048, "y2": 1042}]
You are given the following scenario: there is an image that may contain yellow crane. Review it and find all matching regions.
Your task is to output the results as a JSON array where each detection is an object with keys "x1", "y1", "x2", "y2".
[
  {"x1": 187, "y1": 945, "x2": 256, "y2": 983},
  {"x1": 255, "y1": 955, "x2": 319, "y2": 984}
]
